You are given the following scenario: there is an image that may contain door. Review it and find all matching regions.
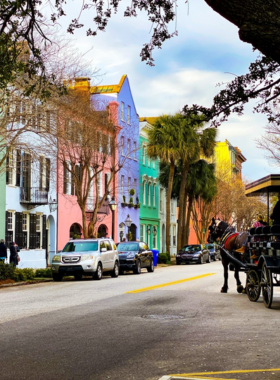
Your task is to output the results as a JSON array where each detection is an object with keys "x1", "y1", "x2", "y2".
[
  {"x1": 139, "y1": 242, "x2": 149, "y2": 267},
  {"x1": 105, "y1": 240, "x2": 114, "y2": 270},
  {"x1": 100, "y1": 240, "x2": 111, "y2": 270}
]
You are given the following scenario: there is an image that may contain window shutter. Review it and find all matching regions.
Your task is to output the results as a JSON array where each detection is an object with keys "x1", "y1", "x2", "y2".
[
  {"x1": 15, "y1": 212, "x2": 23, "y2": 248},
  {"x1": 46, "y1": 158, "x2": 50, "y2": 191},
  {"x1": 29, "y1": 214, "x2": 37, "y2": 249},
  {"x1": 39, "y1": 156, "x2": 43, "y2": 190},
  {"x1": 5, "y1": 211, "x2": 9, "y2": 244},
  {"x1": 63, "y1": 162, "x2": 67, "y2": 194},
  {"x1": 42, "y1": 215, "x2": 47, "y2": 249},
  {"x1": 16, "y1": 150, "x2": 21, "y2": 187}
]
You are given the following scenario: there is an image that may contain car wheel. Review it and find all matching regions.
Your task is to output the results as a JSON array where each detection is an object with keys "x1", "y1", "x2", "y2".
[
  {"x1": 53, "y1": 273, "x2": 63, "y2": 282},
  {"x1": 147, "y1": 258, "x2": 154, "y2": 272},
  {"x1": 133, "y1": 260, "x2": 141, "y2": 274},
  {"x1": 94, "y1": 263, "x2": 103, "y2": 280},
  {"x1": 176, "y1": 260, "x2": 181, "y2": 265},
  {"x1": 111, "y1": 261, "x2": 119, "y2": 278},
  {"x1": 74, "y1": 274, "x2": 82, "y2": 281}
]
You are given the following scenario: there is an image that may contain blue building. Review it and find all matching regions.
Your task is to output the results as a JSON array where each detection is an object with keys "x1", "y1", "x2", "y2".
[{"x1": 91, "y1": 75, "x2": 140, "y2": 242}]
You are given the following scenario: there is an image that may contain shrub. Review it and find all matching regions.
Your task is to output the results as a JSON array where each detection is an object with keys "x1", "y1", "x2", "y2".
[
  {"x1": 157, "y1": 252, "x2": 171, "y2": 264},
  {"x1": 0, "y1": 263, "x2": 36, "y2": 282},
  {"x1": 35, "y1": 268, "x2": 52, "y2": 278}
]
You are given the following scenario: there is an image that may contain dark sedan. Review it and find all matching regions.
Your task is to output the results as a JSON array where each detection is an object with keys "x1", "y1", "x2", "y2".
[
  {"x1": 176, "y1": 244, "x2": 210, "y2": 265},
  {"x1": 117, "y1": 241, "x2": 154, "y2": 274}
]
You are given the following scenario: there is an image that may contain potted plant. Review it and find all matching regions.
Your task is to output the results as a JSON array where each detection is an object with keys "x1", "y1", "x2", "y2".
[{"x1": 135, "y1": 196, "x2": 140, "y2": 208}]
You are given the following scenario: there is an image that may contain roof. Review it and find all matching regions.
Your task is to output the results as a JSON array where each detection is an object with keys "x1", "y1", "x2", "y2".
[
  {"x1": 139, "y1": 117, "x2": 159, "y2": 125},
  {"x1": 90, "y1": 75, "x2": 127, "y2": 94},
  {"x1": 245, "y1": 174, "x2": 280, "y2": 197}
]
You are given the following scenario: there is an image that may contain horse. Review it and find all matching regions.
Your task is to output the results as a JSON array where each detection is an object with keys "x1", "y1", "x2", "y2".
[{"x1": 207, "y1": 218, "x2": 249, "y2": 293}]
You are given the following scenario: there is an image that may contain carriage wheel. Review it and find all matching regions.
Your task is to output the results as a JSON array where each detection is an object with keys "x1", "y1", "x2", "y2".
[
  {"x1": 261, "y1": 263, "x2": 273, "y2": 309},
  {"x1": 246, "y1": 269, "x2": 261, "y2": 302}
]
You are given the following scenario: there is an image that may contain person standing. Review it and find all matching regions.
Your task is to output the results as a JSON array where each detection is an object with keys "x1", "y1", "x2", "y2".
[
  {"x1": 0, "y1": 239, "x2": 7, "y2": 263},
  {"x1": 9, "y1": 242, "x2": 18, "y2": 266},
  {"x1": 253, "y1": 215, "x2": 265, "y2": 228},
  {"x1": 271, "y1": 193, "x2": 280, "y2": 225}
]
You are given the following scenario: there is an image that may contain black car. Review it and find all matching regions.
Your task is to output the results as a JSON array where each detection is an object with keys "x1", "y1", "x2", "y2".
[
  {"x1": 176, "y1": 244, "x2": 210, "y2": 265},
  {"x1": 205, "y1": 243, "x2": 217, "y2": 261},
  {"x1": 117, "y1": 241, "x2": 154, "y2": 274}
]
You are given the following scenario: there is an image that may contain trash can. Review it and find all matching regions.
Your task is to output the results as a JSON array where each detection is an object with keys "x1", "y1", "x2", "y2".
[{"x1": 152, "y1": 249, "x2": 159, "y2": 266}]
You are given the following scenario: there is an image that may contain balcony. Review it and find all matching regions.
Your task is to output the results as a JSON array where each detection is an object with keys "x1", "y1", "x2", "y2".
[{"x1": 20, "y1": 187, "x2": 49, "y2": 206}]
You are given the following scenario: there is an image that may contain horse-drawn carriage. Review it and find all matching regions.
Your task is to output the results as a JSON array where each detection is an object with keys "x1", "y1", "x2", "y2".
[{"x1": 208, "y1": 174, "x2": 280, "y2": 309}]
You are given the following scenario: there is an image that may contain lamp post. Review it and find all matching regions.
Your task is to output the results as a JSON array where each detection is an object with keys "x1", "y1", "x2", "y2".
[
  {"x1": 125, "y1": 214, "x2": 132, "y2": 240},
  {"x1": 109, "y1": 197, "x2": 117, "y2": 241}
]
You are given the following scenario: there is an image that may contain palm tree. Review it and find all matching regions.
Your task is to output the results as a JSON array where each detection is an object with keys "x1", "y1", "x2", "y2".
[
  {"x1": 147, "y1": 114, "x2": 182, "y2": 254},
  {"x1": 177, "y1": 118, "x2": 216, "y2": 249}
]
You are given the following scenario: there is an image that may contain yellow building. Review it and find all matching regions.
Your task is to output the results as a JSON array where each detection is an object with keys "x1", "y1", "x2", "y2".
[{"x1": 214, "y1": 139, "x2": 246, "y2": 180}]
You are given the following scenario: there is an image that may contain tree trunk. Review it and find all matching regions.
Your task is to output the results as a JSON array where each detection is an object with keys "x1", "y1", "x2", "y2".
[
  {"x1": 185, "y1": 195, "x2": 193, "y2": 246},
  {"x1": 204, "y1": 0, "x2": 280, "y2": 65},
  {"x1": 181, "y1": 190, "x2": 188, "y2": 246},
  {"x1": 166, "y1": 160, "x2": 175, "y2": 254},
  {"x1": 177, "y1": 162, "x2": 188, "y2": 250}
]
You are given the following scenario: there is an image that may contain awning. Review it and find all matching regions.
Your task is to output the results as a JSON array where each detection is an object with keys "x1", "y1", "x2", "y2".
[{"x1": 245, "y1": 174, "x2": 280, "y2": 197}]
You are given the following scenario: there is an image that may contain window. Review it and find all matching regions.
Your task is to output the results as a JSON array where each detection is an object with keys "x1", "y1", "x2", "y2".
[
  {"x1": 16, "y1": 150, "x2": 21, "y2": 187},
  {"x1": 121, "y1": 102, "x2": 124, "y2": 121},
  {"x1": 153, "y1": 226, "x2": 157, "y2": 248},
  {"x1": 98, "y1": 171, "x2": 103, "y2": 199},
  {"x1": 128, "y1": 177, "x2": 131, "y2": 193},
  {"x1": 6, "y1": 149, "x2": 14, "y2": 185},
  {"x1": 127, "y1": 139, "x2": 131, "y2": 157},
  {"x1": 140, "y1": 224, "x2": 144, "y2": 242},
  {"x1": 39, "y1": 156, "x2": 50, "y2": 191},
  {"x1": 127, "y1": 105, "x2": 131, "y2": 124},
  {"x1": 121, "y1": 175, "x2": 124, "y2": 199},
  {"x1": 7, "y1": 211, "x2": 13, "y2": 230},
  {"x1": 134, "y1": 179, "x2": 137, "y2": 202},
  {"x1": 87, "y1": 167, "x2": 94, "y2": 211},
  {"x1": 148, "y1": 183, "x2": 151, "y2": 206},
  {"x1": 147, "y1": 154, "x2": 150, "y2": 167},
  {"x1": 143, "y1": 181, "x2": 146, "y2": 205},
  {"x1": 63, "y1": 161, "x2": 72, "y2": 195},
  {"x1": 173, "y1": 225, "x2": 176, "y2": 246},
  {"x1": 5, "y1": 211, "x2": 14, "y2": 246},
  {"x1": 36, "y1": 214, "x2": 41, "y2": 248},
  {"x1": 142, "y1": 144, "x2": 146, "y2": 165},
  {"x1": 107, "y1": 136, "x2": 111, "y2": 155},
  {"x1": 153, "y1": 184, "x2": 156, "y2": 207},
  {"x1": 45, "y1": 110, "x2": 50, "y2": 132},
  {"x1": 133, "y1": 141, "x2": 137, "y2": 160},
  {"x1": 121, "y1": 136, "x2": 124, "y2": 155},
  {"x1": 105, "y1": 172, "x2": 110, "y2": 196},
  {"x1": 160, "y1": 189, "x2": 164, "y2": 212},
  {"x1": 22, "y1": 214, "x2": 27, "y2": 230}
]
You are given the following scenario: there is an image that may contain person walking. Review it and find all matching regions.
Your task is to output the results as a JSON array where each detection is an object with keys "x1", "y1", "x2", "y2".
[
  {"x1": 0, "y1": 239, "x2": 7, "y2": 263},
  {"x1": 271, "y1": 193, "x2": 280, "y2": 225},
  {"x1": 9, "y1": 242, "x2": 18, "y2": 266}
]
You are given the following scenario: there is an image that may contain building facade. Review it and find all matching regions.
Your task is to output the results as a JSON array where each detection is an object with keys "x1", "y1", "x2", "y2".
[
  {"x1": 91, "y1": 75, "x2": 140, "y2": 242},
  {"x1": 139, "y1": 120, "x2": 160, "y2": 248}
]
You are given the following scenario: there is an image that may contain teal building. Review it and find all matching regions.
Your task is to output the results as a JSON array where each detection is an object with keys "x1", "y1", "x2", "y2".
[{"x1": 139, "y1": 119, "x2": 160, "y2": 249}]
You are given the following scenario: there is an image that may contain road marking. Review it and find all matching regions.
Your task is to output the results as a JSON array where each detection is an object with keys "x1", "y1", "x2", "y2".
[
  {"x1": 125, "y1": 273, "x2": 216, "y2": 294},
  {"x1": 169, "y1": 368, "x2": 280, "y2": 377}
]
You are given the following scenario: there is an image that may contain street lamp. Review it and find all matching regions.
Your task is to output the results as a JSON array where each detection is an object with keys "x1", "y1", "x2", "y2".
[
  {"x1": 109, "y1": 197, "x2": 117, "y2": 241},
  {"x1": 125, "y1": 214, "x2": 132, "y2": 240}
]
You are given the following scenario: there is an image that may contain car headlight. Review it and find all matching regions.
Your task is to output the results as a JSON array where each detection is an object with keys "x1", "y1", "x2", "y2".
[
  {"x1": 193, "y1": 253, "x2": 200, "y2": 257},
  {"x1": 176, "y1": 254, "x2": 181, "y2": 257},
  {"x1": 52, "y1": 255, "x2": 61, "y2": 263},
  {"x1": 126, "y1": 253, "x2": 135, "y2": 259},
  {"x1": 81, "y1": 254, "x2": 94, "y2": 261}
]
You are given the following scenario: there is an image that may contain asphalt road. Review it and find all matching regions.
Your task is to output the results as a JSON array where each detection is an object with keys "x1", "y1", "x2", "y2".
[{"x1": 1, "y1": 261, "x2": 280, "y2": 380}]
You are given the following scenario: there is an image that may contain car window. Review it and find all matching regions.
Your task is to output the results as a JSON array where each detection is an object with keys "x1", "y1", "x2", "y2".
[
  {"x1": 207, "y1": 244, "x2": 214, "y2": 249},
  {"x1": 100, "y1": 241, "x2": 106, "y2": 250},
  {"x1": 105, "y1": 241, "x2": 112, "y2": 250},
  {"x1": 117, "y1": 243, "x2": 139, "y2": 251},
  {"x1": 181, "y1": 245, "x2": 201, "y2": 252},
  {"x1": 62, "y1": 241, "x2": 98, "y2": 252}
]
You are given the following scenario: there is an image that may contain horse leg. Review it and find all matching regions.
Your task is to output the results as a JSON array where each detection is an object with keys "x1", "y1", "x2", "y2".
[
  {"x1": 221, "y1": 256, "x2": 229, "y2": 293},
  {"x1": 234, "y1": 267, "x2": 245, "y2": 293}
]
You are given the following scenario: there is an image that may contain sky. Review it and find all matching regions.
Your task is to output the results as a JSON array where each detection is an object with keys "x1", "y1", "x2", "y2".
[{"x1": 49, "y1": 0, "x2": 278, "y2": 182}]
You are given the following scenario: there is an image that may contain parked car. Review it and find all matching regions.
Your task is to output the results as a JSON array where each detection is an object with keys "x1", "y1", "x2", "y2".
[
  {"x1": 51, "y1": 238, "x2": 119, "y2": 281},
  {"x1": 117, "y1": 241, "x2": 154, "y2": 274},
  {"x1": 176, "y1": 244, "x2": 210, "y2": 265},
  {"x1": 205, "y1": 243, "x2": 218, "y2": 261}
]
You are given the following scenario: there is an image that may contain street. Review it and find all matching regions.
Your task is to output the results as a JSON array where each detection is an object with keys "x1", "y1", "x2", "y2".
[{"x1": 1, "y1": 261, "x2": 280, "y2": 380}]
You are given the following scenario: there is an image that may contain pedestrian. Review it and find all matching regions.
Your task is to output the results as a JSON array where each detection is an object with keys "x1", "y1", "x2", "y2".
[
  {"x1": 253, "y1": 215, "x2": 265, "y2": 228},
  {"x1": 0, "y1": 239, "x2": 7, "y2": 263},
  {"x1": 9, "y1": 242, "x2": 18, "y2": 266},
  {"x1": 271, "y1": 193, "x2": 280, "y2": 225}
]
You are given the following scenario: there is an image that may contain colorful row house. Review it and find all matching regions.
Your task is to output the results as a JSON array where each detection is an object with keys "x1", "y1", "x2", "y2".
[{"x1": 0, "y1": 75, "x2": 179, "y2": 269}]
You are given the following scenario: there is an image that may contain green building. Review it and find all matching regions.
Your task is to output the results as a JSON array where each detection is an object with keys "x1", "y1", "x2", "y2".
[
  {"x1": 0, "y1": 151, "x2": 6, "y2": 240},
  {"x1": 139, "y1": 119, "x2": 160, "y2": 250}
]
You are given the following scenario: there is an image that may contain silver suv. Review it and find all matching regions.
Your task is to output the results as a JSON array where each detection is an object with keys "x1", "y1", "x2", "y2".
[{"x1": 51, "y1": 238, "x2": 119, "y2": 281}]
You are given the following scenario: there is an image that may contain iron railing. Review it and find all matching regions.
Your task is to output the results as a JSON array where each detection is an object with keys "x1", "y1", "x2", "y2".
[{"x1": 20, "y1": 187, "x2": 49, "y2": 205}]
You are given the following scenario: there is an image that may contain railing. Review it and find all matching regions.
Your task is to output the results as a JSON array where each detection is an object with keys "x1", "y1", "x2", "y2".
[{"x1": 20, "y1": 187, "x2": 49, "y2": 205}]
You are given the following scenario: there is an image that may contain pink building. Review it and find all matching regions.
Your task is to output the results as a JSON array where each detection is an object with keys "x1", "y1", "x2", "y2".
[{"x1": 56, "y1": 78, "x2": 120, "y2": 251}]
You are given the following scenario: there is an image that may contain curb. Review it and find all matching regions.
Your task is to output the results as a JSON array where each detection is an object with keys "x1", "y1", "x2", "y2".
[{"x1": 0, "y1": 279, "x2": 53, "y2": 288}]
